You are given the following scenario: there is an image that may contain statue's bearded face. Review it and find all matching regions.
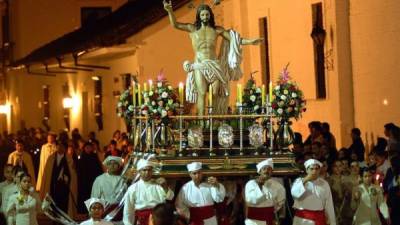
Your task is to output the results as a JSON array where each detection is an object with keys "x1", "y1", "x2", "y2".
[{"x1": 200, "y1": 9, "x2": 211, "y2": 24}]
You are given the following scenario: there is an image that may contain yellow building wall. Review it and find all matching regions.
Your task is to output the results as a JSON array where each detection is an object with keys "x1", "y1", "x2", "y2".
[{"x1": 349, "y1": 0, "x2": 400, "y2": 150}]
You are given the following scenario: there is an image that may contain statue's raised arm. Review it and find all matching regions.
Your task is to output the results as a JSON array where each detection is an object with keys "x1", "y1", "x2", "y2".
[{"x1": 163, "y1": 0, "x2": 195, "y2": 32}]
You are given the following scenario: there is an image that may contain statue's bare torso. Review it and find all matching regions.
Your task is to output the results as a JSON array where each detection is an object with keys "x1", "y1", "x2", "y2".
[{"x1": 190, "y1": 26, "x2": 223, "y2": 61}]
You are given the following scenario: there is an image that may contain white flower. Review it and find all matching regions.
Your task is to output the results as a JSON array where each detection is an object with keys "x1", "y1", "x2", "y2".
[
  {"x1": 277, "y1": 108, "x2": 283, "y2": 114},
  {"x1": 117, "y1": 102, "x2": 122, "y2": 107},
  {"x1": 117, "y1": 112, "x2": 122, "y2": 117},
  {"x1": 168, "y1": 99, "x2": 173, "y2": 105},
  {"x1": 250, "y1": 95, "x2": 256, "y2": 102},
  {"x1": 152, "y1": 109, "x2": 157, "y2": 113},
  {"x1": 128, "y1": 105, "x2": 134, "y2": 111},
  {"x1": 161, "y1": 92, "x2": 168, "y2": 98},
  {"x1": 255, "y1": 88, "x2": 261, "y2": 93},
  {"x1": 149, "y1": 91, "x2": 154, "y2": 96},
  {"x1": 142, "y1": 110, "x2": 148, "y2": 115},
  {"x1": 157, "y1": 82, "x2": 162, "y2": 87},
  {"x1": 283, "y1": 89, "x2": 289, "y2": 95},
  {"x1": 280, "y1": 95, "x2": 287, "y2": 100},
  {"x1": 254, "y1": 105, "x2": 259, "y2": 111},
  {"x1": 143, "y1": 92, "x2": 148, "y2": 98},
  {"x1": 152, "y1": 101, "x2": 156, "y2": 106},
  {"x1": 292, "y1": 93, "x2": 297, "y2": 98},
  {"x1": 144, "y1": 97, "x2": 150, "y2": 104},
  {"x1": 275, "y1": 86, "x2": 280, "y2": 90},
  {"x1": 165, "y1": 106, "x2": 170, "y2": 110},
  {"x1": 168, "y1": 85, "x2": 173, "y2": 90},
  {"x1": 161, "y1": 110, "x2": 168, "y2": 118}
]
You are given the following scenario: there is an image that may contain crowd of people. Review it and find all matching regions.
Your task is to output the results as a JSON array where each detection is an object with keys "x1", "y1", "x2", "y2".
[{"x1": 0, "y1": 121, "x2": 398, "y2": 225}]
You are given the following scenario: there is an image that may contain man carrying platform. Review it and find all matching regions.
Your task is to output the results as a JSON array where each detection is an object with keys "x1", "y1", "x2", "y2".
[
  {"x1": 244, "y1": 158, "x2": 286, "y2": 225},
  {"x1": 176, "y1": 162, "x2": 226, "y2": 225},
  {"x1": 91, "y1": 156, "x2": 125, "y2": 223},
  {"x1": 123, "y1": 159, "x2": 174, "y2": 225},
  {"x1": 291, "y1": 159, "x2": 336, "y2": 225}
]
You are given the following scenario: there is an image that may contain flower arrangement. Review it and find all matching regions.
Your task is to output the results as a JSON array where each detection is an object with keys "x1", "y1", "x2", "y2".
[
  {"x1": 141, "y1": 73, "x2": 180, "y2": 123},
  {"x1": 116, "y1": 73, "x2": 181, "y2": 125},
  {"x1": 116, "y1": 87, "x2": 135, "y2": 128},
  {"x1": 241, "y1": 76, "x2": 263, "y2": 114},
  {"x1": 271, "y1": 67, "x2": 306, "y2": 120}
]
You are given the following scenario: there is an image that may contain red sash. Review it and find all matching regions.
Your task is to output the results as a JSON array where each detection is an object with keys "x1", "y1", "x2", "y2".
[
  {"x1": 295, "y1": 209, "x2": 327, "y2": 225},
  {"x1": 135, "y1": 208, "x2": 153, "y2": 225},
  {"x1": 189, "y1": 205, "x2": 215, "y2": 225},
  {"x1": 247, "y1": 206, "x2": 274, "y2": 225},
  {"x1": 215, "y1": 199, "x2": 229, "y2": 225}
]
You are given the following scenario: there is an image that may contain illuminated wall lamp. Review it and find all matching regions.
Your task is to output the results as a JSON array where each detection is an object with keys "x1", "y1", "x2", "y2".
[
  {"x1": 62, "y1": 97, "x2": 73, "y2": 109},
  {"x1": 0, "y1": 104, "x2": 10, "y2": 114}
]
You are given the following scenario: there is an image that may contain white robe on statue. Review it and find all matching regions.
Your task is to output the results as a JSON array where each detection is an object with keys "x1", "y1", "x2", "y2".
[
  {"x1": 352, "y1": 184, "x2": 389, "y2": 225},
  {"x1": 244, "y1": 179, "x2": 286, "y2": 225},
  {"x1": 175, "y1": 180, "x2": 226, "y2": 225},
  {"x1": 80, "y1": 218, "x2": 114, "y2": 225},
  {"x1": 91, "y1": 173, "x2": 125, "y2": 204},
  {"x1": 123, "y1": 179, "x2": 174, "y2": 225},
  {"x1": 36, "y1": 143, "x2": 57, "y2": 191},
  {"x1": 291, "y1": 178, "x2": 336, "y2": 225},
  {"x1": 6, "y1": 191, "x2": 41, "y2": 225}
]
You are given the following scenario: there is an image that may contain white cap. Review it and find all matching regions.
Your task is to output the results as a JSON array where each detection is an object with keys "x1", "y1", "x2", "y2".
[
  {"x1": 136, "y1": 159, "x2": 153, "y2": 170},
  {"x1": 84, "y1": 198, "x2": 107, "y2": 211},
  {"x1": 304, "y1": 159, "x2": 323, "y2": 169},
  {"x1": 187, "y1": 162, "x2": 202, "y2": 172},
  {"x1": 103, "y1": 156, "x2": 123, "y2": 166},
  {"x1": 256, "y1": 158, "x2": 273, "y2": 173}
]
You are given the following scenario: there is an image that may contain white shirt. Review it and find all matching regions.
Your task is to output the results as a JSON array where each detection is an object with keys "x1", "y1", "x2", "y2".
[
  {"x1": 6, "y1": 191, "x2": 40, "y2": 225},
  {"x1": 56, "y1": 153, "x2": 64, "y2": 166},
  {"x1": 353, "y1": 184, "x2": 389, "y2": 225},
  {"x1": 176, "y1": 180, "x2": 226, "y2": 225},
  {"x1": 0, "y1": 180, "x2": 13, "y2": 213},
  {"x1": 123, "y1": 179, "x2": 174, "y2": 225},
  {"x1": 244, "y1": 178, "x2": 286, "y2": 225},
  {"x1": 1, "y1": 183, "x2": 18, "y2": 214},
  {"x1": 91, "y1": 173, "x2": 125, "y2": 204},
  {"x1": 291, "y1": 177, "x2": 336, "y2": 225},
  {"x1": 80, "y1": 218, "x2": 114, "y2": 225}
]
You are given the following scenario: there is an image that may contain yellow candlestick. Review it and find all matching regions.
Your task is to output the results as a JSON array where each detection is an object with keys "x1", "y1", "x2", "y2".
[
  {"x1": 261, "y1": 84, "x2": 265, "y2": 105},
  {"x1": 208, "y1": 84, "x2": 213, "y2": 106},
  {"x1": 179, "y1": 82, "x2": 184, "y2": 106},
  {"x1": 138, "y1": 84, "x2": 142, "y2": 106},
  {"x1": 148, "y1": 80, "x2": 153, "y2": 91},
  {"x1": 238, "y1": 84, "x2": 242, "y2": 104},
  {"x1": 269, "y1": 81, "x2": 273, "y2": 101},
  {"x1": 132, "y1": 81, "x2": 136, "y2": 107},
  {"x1": 143, "y1": 83, "x2": 148, "y2": 92}
]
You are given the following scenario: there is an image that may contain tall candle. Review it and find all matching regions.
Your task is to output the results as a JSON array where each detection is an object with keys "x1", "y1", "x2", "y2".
[
  {"x1": 238, "y1": 84, "x2": 242, "y2": 104},
  {"x1": 148, "y1": 80, "x2": 153, "y2": 91},
  {"x1": 208, "y1": 84, "x2": 213, "y2": 106},
  {"x1": 132, "y1": 81, "x2": 136, "y2": 107},
  {"x1": 269, "y1": 81, "x2": 273, "y2": 101},
  {"x1": 261, "y1": 84, "x2": 265, "y2": 105},
  {"x1": 143, "y1": 83, "x2": 148, "y2": 92},
  {"x1": 178, "y1": 82, "x2": 184, "y2": 106},
  {"x1": 138, "y1": 84, "x2": 142, "y2": 106}
]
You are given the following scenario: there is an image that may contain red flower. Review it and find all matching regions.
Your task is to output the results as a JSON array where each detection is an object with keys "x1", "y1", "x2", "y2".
[
  {"x1": 272, "y1": 103, "x2": 278, "y2": 109},
  {"x1": 302, "y1": 108, "x2": 307, "y2": 112}
]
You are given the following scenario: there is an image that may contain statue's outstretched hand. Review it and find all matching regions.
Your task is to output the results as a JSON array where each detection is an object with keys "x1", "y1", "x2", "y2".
[
  {"x1": 163, "y1": 0, "x2": 173, "y2": 12},
  {"x1": 253, "y1": 38, "x2": 264, "y2": 45}
]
